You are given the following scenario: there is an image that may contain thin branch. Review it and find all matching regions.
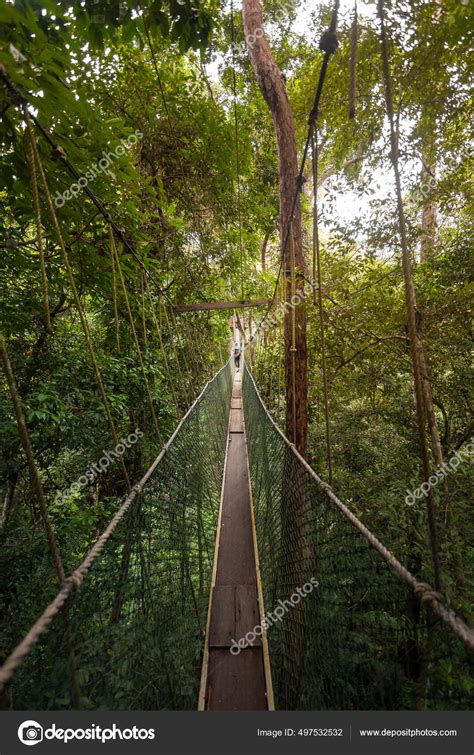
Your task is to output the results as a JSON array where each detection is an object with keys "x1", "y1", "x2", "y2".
[{"x1": 317, "y1": 154, "x2": 365, "y2": 187}]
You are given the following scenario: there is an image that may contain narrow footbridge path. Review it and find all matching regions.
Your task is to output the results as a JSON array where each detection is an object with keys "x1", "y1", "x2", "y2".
[
  {"x1": 0, "y1": 361, "x2": 472, "y2": 711},
  {"x1": 199, "y1": 370, "x2": 273, "y2": 710}
]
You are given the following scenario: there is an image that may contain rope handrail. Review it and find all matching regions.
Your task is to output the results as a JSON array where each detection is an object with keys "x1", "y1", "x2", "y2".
[
  {"x1": 0, "y1": 360, "x2": 232, "y2": 691},
  {"x1": 243, "y1": 363, "x2": 474, "y2": 653}
]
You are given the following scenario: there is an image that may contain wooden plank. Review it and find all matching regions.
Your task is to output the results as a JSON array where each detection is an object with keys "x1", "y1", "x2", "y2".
[
  {"x1": 229, "y1": 408, "x2": 243, "y2": 433},
  {"x1": 173, "y1": 298, "x2": 271, "y2": 313},
  {"x1": 216, "y1": 434, "x2": 256, "y2": 586},
  {"x1": 208, "y1": 585, "x2": 261, "y2": 648},
  {"x1": 208, "y1": 585, "x2": 236, "y2": 647},
  {"x1": 206, "y1": 648, "x2": 267, "y2": 710},
  {"x1": 235, "y1": 584, "x2": 261, "y2": 645}
]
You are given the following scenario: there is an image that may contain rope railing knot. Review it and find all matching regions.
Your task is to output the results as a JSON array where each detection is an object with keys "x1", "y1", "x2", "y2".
[
  {"x1": 319, "y1": 30, "x2": 339, "y2": 54},
  {"x1": 51, "y1": 145, "x2": 68, "y2": 161},
  {"x1": 3, "y1": 81, "x2": 28, "y2": 108},
  {"x1": 308, "y1": 106, "x2": 321, "y2": 126},
  {"x1": 62, "y1": 573, "x2": 84, "y2": 591},
  {"x1": 414, "y1": 583, "x2": 444, "y2": 604},
  {"x1": 0, "y1": 67, "x2": 28, "y2": 108},
  {"x1": 319, "y1": 480, "x2": 332, "y2": 494},
  {"x1": 295, "y1": 173, "x2": 307, "y2": 192}
]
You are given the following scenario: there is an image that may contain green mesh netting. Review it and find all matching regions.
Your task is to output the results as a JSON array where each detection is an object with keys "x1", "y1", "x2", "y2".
[
  {"x1": 4, "y1": 362, "x2": 233, "y2": 710},
  {"x1": 243, "y1": 364, "x2": 473, "y2": 711}
]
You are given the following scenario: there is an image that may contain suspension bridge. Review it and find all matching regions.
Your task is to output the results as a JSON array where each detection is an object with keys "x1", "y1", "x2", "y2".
[
  {"x1": 0, "y1": 6, "x2": 473, "y2": 713},
  {"x1": 0, "y1": 352, "x2": 473, "y2": 710}
]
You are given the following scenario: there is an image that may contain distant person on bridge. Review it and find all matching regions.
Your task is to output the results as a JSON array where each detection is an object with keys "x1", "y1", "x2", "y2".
[{"x1": 233, "y1": 342, "x2": 242, "y2": 371}]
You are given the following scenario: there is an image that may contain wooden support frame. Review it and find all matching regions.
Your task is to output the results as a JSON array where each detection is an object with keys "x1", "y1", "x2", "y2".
[{"x1": 173, "y1": 298, "x2": 271, "y2": 313}]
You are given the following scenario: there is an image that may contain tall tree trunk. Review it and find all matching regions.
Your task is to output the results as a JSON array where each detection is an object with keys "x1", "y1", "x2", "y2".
[
  {"x1": 378, "y1": 0, "x2": 442, "y2": 590},
  {"x1": 420, "y1": 126, "x2": 437, "y2": 262},
  {"x1": 0, "y1": 473, "x2": 18, "y2": 530},
  {"x1": 418, "y1": 0, "x2": 441, "y2": 262},
  {"x1": 260, "y1": 228, "x2": 270, "y2": 271},
  {"x1": 243, "y1": 0, "x2": 308, "y2": 455}
]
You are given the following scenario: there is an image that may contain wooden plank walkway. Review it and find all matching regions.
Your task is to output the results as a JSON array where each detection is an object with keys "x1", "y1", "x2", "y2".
[{"x1": 198, "y1": 369, "x2": 273, "y2": 710}]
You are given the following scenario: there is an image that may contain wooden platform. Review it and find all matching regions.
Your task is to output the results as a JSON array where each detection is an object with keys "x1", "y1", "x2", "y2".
[{"x1": 198, "y1": 369, "x2": 273, "y2": 710}]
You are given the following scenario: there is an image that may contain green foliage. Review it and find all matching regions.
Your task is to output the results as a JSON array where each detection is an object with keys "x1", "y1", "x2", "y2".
[{"x1": 0, "y1": 0, "x2": 472, "y2": 711}]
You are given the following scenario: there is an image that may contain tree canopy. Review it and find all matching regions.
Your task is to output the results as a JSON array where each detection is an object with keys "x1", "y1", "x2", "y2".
[{"x1": 0, "y1": 0, "x2": 472, "y2": 710}]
